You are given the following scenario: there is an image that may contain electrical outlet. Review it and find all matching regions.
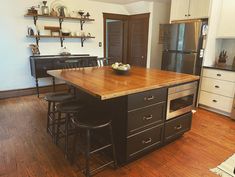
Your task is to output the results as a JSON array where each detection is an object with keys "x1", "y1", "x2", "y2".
[{"x1": 99, "y1": 42, "x2": 102, "y2": 47}]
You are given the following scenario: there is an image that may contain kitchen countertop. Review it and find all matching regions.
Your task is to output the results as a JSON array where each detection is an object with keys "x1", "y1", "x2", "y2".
[
  {"x1": 203, "y1": 65, "x2": 235, "y2": 72},
  {"x1": 47, "y1": 66, "x2": 199, "y2": 100}
]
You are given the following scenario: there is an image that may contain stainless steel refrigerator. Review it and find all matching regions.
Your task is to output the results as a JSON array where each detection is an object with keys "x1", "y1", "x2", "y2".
[{"x1": 161, "y1": 21, "x2": 207, "y2": 75}]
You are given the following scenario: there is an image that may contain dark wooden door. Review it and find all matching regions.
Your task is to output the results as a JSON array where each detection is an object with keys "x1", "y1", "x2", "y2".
[
  {"x1": 107, "y1": 21, "x2": 123, "y2": 62},
  {"x1": 128, "y1": 13, "x2": 149, "y2": 67}
]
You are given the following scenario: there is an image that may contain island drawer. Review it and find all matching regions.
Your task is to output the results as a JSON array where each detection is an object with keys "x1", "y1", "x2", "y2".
[
  {"x1": 127, "y1": 124, "x2": 163, "y2": 159},
  {"x1": 128, "y1": 88, "x2": 167, "y2": 110},
  {"x1": 164, "y1": 112, "x2": 192, "y2": 143},
  {"x1": 127, "y1": 102, "x2": 165, "y2": 136}
]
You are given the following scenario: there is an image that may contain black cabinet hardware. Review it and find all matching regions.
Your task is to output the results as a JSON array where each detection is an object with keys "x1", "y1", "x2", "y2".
[
  {"x1": 212, "y1": 100, "x2": 217, "y2": 103},
  {"x1": 214, "y1": 85, "x2": 220, "y2": 88},
  {"x1": 217, "y1": 74, "x2": 222, "y2": 77}
]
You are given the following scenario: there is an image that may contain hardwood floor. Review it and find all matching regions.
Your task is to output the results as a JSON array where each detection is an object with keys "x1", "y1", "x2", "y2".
[{"x1": 0, "y1": 95, "x2": 235, "y2": 177}]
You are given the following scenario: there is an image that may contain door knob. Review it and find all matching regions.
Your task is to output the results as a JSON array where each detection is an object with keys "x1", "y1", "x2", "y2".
[{"x1": 141, "y1": 56, "x2": 144, "y2": 59}]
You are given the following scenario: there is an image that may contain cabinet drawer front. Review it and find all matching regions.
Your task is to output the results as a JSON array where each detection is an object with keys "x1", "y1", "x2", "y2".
[
  {"x1": 164, "y1": 112, "x2": 192, "y2": 143},
  {"x1": 128, "y1": 88, "x2": 167, "y2": 110},
  {"x1": 127, "y1": 125, "x2": 163, "y2": 159},
  {"x1": 127, "y1": 102, "x2": 165, "y2": 136},
  {"x1": 203, "y1": 68, "x2": 235, "y2": 82},
  {"x1": 199, "y1": 91, "x2": 233, "y2": 113},
  {"x1": 201, "y1": 77, "x2": 235, "y2": 98}
]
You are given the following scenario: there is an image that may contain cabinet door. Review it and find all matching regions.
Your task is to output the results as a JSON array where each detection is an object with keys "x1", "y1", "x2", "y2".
[
  {"x1": 170, "y1": 0, "x2": 190, "y2": 22},
  {"x1": 217, "y1": 0, "x2": 235, "y2": 38},
  {"x1": 189, "y1": 0, "x2": 210, "y2": 19}
]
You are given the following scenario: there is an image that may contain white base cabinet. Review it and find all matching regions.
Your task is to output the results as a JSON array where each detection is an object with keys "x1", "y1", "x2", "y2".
[{"x1": 199, "y1": 68, "x2": 235, "y2": 116}]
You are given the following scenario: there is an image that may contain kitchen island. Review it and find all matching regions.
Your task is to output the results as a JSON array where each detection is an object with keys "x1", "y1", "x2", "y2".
[{"x1": 48, "y1": 66, "x2": 199, "y2": 165}]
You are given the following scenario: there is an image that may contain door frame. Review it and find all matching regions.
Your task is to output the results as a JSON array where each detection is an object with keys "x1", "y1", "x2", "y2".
[{"x1": 103, "y1": 13, "x2": 129, "y2": 63}]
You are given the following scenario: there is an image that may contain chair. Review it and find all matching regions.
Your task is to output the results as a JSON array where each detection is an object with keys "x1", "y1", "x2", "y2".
[
  {"x1": 44, "y1": 92, "x2": 74, "y2": 139},
  {"x1": 70, "y1": 110, "x2": 117, "y2": 177},
  {"x1": 96, "y1": 57, "x2": 113, "y2": 67},
  {"x1": 55, "y1": 100, "x2": 85, "y2": 159}
]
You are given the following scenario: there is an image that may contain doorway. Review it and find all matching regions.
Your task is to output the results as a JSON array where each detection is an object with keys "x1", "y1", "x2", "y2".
[
  {"x1": 103, "y1": 13, "x2": 128, "y2": 63},
  {"x1": 103, "y1": 13, "x2": 150, "y2": 67}
]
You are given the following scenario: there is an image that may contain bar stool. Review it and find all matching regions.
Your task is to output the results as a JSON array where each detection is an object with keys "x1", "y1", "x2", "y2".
[
  {"x1": 55, "y1": 100, "x2": 85, "y2": 159},
  {"x1": 44, "y1": 92, "x2": 74, "y2": 139},
  {"x1": 70, "y1": 111, "x2": 117, "y2": 177}
]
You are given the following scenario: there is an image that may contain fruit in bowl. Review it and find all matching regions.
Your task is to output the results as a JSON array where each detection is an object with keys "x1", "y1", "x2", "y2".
[{"x1": 111, "y1": 62, "x2": 131, "y2": 75}]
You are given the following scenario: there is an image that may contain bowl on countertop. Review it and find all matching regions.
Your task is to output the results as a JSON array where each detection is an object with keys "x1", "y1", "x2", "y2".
[{"x1": 111, "y1": 62, "x2": 131, "y2": 75}]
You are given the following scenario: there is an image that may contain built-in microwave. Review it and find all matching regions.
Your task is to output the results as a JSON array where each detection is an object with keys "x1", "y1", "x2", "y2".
[{"x1": 166, "y1": 82, "x2": 197, "y2": 120}]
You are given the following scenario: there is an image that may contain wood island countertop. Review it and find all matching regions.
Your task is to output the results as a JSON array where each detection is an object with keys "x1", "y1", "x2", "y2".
[{"x1": 47, "y1": 66, "x2": 199, "y2": 100}]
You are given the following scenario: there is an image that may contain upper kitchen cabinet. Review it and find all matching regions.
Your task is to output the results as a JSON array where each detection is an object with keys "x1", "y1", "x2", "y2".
[
  {"x1": 170, "y1": 0, "x2": 211, "y2": 22},
  {"x1": 217, "y1": 0, "x2": 235, "y2": 38}
]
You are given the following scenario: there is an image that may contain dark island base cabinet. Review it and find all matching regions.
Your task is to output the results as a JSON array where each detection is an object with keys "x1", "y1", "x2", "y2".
[{"x1": 77, "y1": 86, "x2": 193, "y2": 165}]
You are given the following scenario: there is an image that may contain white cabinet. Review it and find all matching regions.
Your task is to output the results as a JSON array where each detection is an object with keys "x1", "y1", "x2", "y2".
[
  {"x1": 199, "y1": 68, "x2": 235, "y2": 116},
  {"x1": 217, "y1": 0, "x2": 235, "y2": 38},
  {"x1": 189, "y1": 0, "x2": 211, "y2": 19},
  {"x1": 170, "y1": 0, "x2": 189, "y2": 21},
  {"x1": 170, "y1": 0, "x2": 210, "y2": 22}
]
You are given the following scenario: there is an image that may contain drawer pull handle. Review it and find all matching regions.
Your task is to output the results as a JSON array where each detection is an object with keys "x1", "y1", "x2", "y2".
[
  {"x1": 144, "y1": 96, "x2": 155, "y2": 101},
  {"x1": 215, "y1": 85, "x2": 220, "y2": 88},
  {"x1": 142, "y1": 138, "x2": 152, "y2": 144},
  {"x1": 175, "y1": 125, "x2": 182, "y2": 130},
  {"x1": 213, "y1": 100, "x2": 217, "y2": 103},
  {"x1": 143, "y1": 115, "x2": 153, "y2": 121},
  {"x1": 217, "y1": 74, "x2": 221, "y2": 77}
]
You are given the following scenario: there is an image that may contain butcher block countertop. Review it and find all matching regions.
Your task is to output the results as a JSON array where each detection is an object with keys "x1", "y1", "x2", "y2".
[{"x1": 47, "y1": 66, "x2": 199, "y2": 100}]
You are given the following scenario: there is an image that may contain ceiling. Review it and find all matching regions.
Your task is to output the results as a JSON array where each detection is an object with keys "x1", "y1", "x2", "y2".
[{"x1": 89, "y1": 0, "x2": 170, "y2": 5}]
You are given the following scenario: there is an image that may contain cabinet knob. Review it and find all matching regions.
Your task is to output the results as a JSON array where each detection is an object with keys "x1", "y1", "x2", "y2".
[
  {"x1": 213, "y1": 99, "x2": 218, "y2": 103},
  {"x1": 142, "y1": 138, "x2": 152, "y2": 144},
  {"x1": 188, "y1": 14, "x2": 191, "y2": 16},
  {"x1": 185, "y1": 14, "x2": 188, "y2": 17},
  {"x1": 214, "y1": 85, "x2": 220, "y2": 88},
  {"x1": 217, "y1": 74, "x2": 222, "y2": 77}
]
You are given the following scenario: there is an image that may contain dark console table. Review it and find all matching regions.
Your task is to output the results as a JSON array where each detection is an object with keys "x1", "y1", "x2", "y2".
[{"x1": 30, "y1": 54, "x2": 98, "y2": 97}]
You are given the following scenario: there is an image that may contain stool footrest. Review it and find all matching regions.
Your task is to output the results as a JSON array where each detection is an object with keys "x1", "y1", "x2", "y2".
[
  {"x1": 83, "y1": 160, "x2": 115, "y2": 176},
  {"x1": 90, "y1": 144, "x2": 112, "y2": 154}
]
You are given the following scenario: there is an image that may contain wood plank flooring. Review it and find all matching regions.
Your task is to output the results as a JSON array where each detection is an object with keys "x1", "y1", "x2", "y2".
[{"x1": 0, "y1": 95, "x2": 235, "y2": 177}]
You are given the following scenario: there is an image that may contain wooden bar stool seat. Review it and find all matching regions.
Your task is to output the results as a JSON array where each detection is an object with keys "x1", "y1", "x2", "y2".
[
  {"x1": 44, "y1": 92, "x2": 75, "y2": 138},
  {"x1": 70, "y1": 110, "x2": 117, "y2": 177}
]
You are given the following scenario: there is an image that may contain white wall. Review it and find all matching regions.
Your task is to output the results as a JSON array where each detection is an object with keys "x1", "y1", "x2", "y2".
[
  {"x1": 0, "y1": 0, "x2": 128, "y2": 91},
  {"x1": 149, "y1": 1, "x2": 170, "y2": 69}
]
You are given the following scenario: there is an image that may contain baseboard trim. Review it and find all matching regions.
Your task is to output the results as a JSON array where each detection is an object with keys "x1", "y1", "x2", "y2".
[{"x1": 0, "y1": 84, "x2": 68, "y2": 99}]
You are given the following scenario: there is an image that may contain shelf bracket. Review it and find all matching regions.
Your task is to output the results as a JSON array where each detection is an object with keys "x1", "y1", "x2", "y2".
[
  {"x1": 36, "y1": 36, "x2": 40, "y2": 46},
  {"x1": 59, "y1": 18, "x2": 64, "y2": 29},
  {"x1": 81, "y1": 37, "x2": 86, "y2": 47},
  {"x1": 80, "y1": 19, "x2": 85, "y2": 30},
  {"x1": 60, "y1": 37, "x2": 65, "y2": 47},
  {"x1": 33, "y1": 16, "x2": 38, "y2": 25}
]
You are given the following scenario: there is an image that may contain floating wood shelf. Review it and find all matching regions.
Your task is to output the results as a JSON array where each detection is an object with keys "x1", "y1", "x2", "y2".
[
  {"x1": 24, "y1": 14, "x2": 95, "y2": 30},
  {"x1": 27, "y1": 35, "x2": 95, "y2": 47},
  {"x1": 25, "y1": 13, "x2": 95, "y2": 47},
  {"x1": 24, "y1": 14, "x2": 95, "y2": 21}
]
